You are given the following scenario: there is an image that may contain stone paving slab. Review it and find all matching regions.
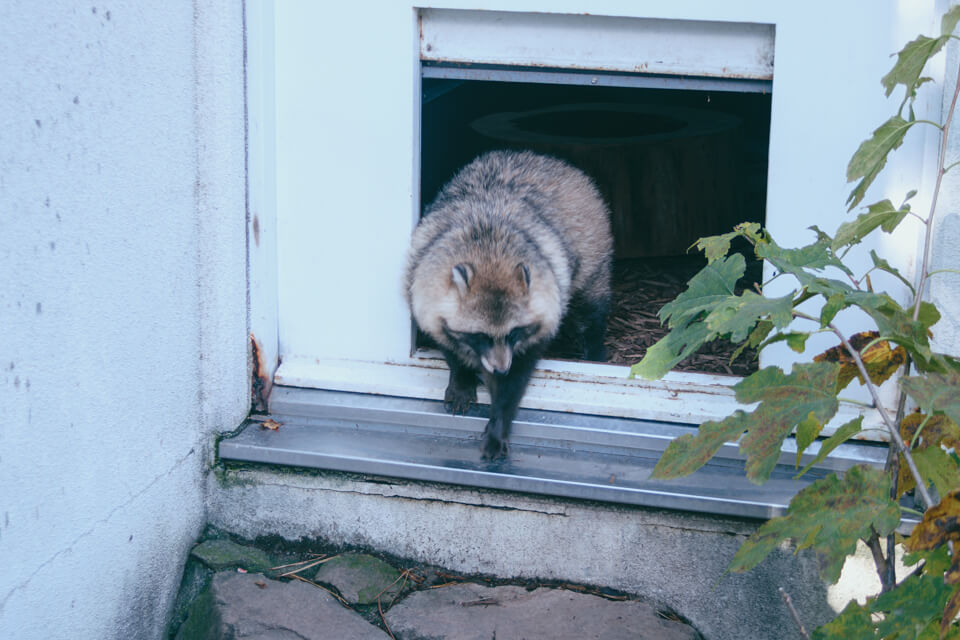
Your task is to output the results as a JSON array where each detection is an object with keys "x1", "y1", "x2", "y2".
[
  {"x1": 178, "y1": 571, "x2": 390, "y2": 639},
  {"x1": 314, "y1": 553, "x2": 404, "y2": 605},
  {"x1": 384, "y1": 583, "x2": 700, "y2": 640}
]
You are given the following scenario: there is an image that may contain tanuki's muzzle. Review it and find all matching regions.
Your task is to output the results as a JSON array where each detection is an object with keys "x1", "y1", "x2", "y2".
[{"x1": 480, "y1": 344, "x2": 513, "y2": 375}]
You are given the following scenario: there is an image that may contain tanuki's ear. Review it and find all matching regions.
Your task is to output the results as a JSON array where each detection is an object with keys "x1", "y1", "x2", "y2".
[
  {"x1": 516, "y1": 263, "x2": 530, "y2": 292},
  {"x1": 452, "y1": 263, "x2": 473, "y2": 296}
]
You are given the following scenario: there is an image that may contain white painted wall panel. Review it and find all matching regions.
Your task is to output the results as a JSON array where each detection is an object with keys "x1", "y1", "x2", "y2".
[{"x1": 267, "y1": 1, "x2": 945, "y2": 428}]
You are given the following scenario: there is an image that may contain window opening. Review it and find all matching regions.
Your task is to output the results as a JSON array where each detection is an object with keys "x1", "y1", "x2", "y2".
[{"x1": 419, "y1": 66, "x2": 771, "y2": 376}]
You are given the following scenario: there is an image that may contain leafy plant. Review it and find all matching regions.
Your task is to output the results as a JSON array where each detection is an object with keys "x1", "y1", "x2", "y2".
[{"x1": 632, "y1": 9, "x2": 960, "y2": 638}]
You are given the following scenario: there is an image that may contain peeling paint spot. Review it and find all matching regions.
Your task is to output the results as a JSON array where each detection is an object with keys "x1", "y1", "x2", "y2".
[
  {"x1": 250, "y1": 334, "x2": 270, "y2": 413},
  {"x1": 91, "y1": 6, "x2": 96, "y2": 13},
  {"x1": 106, "y1": 10, "x2": 111, "y2": 20},
  {"x1": 73, "y1": 96, "x2": 79, "y2": 105},
  {"x1": 34, "y1": 119, "x2": 41, "y2": 128},
  {"x1": 35, "y1": 302, "x2": 42, "y2": 314}
]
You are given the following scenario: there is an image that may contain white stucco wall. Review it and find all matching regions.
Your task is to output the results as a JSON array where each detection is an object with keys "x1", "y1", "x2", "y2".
[{"x1": 0, "y1": 2, "x2": 248, "y2": 639}]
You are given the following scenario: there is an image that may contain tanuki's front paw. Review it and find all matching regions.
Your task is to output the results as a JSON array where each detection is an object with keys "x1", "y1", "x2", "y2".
[
  {"x1": 481, "y1": 421, "x2": 509, "y2": 460},
  {"x1": 444, "y1": 383, "x2": 476, "y2": 415}
]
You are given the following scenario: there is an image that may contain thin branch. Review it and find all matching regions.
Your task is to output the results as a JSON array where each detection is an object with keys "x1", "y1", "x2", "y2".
[
  {"x1": 912, "y1": 59, "x2": 960, "y2": 321},
  {"x1": 793, "y1": 310, "x2": 934, "y2": 509},
  {"x1": 866, "y1": 530, "x2": 894, "y2": 592},
  {"x1": 779, "y1": 587, "x2": 811, "y2": 640}
]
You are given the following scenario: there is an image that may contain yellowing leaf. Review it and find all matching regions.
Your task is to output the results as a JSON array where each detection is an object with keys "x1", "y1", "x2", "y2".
[
  {"x1": 903, "y1": 374, "x2": 960, "y2": 426},
  {"x1": 905, "y1": 489, "x2": 960, "y2": 553},
  {"x1": 652, "y1": 362, "x2": 840, "y2": 483},
  {"x1": 814, "y1": 331, "x2": 907, "y2": 392},
  {"x1": 730, "y1": 465, "x2": 900, "y2": 584},
  {"x1": 896, "y1": 412, "x2": 960, "y2": 499}
]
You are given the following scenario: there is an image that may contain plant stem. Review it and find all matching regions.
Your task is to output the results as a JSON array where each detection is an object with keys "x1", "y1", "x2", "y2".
[
  {"x1": 793, "y1": 310, "x2": 934, "y2": 509},
  {"x1": 912, "y1": 59, "x2": 960, "y2": 321},
  {"x1": 828, "y1": 321, "x2": 934, "y2": 510}
]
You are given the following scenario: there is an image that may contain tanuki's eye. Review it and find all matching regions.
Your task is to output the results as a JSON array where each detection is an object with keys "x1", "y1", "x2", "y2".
[
  {"x1": 507, "y1": 324, "x2": 538, "y2": 346},
  {"x1": 462, "y1": 332, "x2": 494, "y2": 353}
]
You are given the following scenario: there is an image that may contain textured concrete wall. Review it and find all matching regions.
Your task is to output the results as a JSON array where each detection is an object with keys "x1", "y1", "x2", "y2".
[
  {"x1": 930, "y1": 5, "x2": 960, "y2": 357},
  {"x1": 210, "y1": 468, "x2": 839, "y2": 640},
  {"x1": 0, "y1": 2, "x2": 248, "y2": 639}
]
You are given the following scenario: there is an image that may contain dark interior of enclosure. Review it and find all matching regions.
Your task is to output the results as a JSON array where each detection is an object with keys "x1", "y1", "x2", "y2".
[{"x1": 419, "y1": 76, "x2": 772, "y2": 376}]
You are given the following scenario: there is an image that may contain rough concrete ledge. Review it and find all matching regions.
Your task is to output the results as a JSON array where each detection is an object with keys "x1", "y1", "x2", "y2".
[{"x1": 208, "y1": 464, "x2": 840, "y2": 640}]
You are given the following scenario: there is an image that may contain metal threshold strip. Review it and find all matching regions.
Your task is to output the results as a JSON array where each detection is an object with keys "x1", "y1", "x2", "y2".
[{"x1": 218, "y1": 387, "x2": 891, "y2": 521}]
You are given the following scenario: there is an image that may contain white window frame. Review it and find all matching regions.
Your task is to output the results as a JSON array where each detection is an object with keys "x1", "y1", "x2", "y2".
[{"x1": 247, "y1": 1, "x2": 944, "y2": 440}]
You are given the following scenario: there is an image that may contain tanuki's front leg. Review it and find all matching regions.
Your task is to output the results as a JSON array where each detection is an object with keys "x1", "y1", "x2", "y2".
[{"x1": 480, "y1": 350, "x2": 540, "y2": 460}]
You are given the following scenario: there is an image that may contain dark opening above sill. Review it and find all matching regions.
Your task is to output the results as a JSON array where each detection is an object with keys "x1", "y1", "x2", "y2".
[{"x1": 218, "y1": 387, "x2": 889, "y2": 521}]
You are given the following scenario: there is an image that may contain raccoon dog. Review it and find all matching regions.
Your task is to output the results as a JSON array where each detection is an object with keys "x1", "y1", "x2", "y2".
[{"x1": 405, "y1": 150, "x2": 613, "y2": 460}]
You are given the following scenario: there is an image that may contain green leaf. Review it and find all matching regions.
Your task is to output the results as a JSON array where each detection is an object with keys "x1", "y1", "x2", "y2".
[
  {"x1": 846, "y1": 116, "x2": 914, "y2": 210},
  {"x1": 914, "y1": 446, "x2": 960, "y2": 500},
  {"x1": 872, "y1": 569, "x2": 955, "y2": 639},
  {"x1": 730, "y1": 465, "x2": 900, "y2": 584},
  {"x1": 695, "y1": 232, "x2": 737, "y2": 263},
  {"x1": 902, "y1": 373, "x2": 960, "y2": 425},
  {"x1": 632, "y1": 254, "x2": 749, "y2": 380},
  {"x1": 881, "y1": 30, "x2": 953, "y2": 99},
  {"x1": 821, "y1": 293, "x2": 846, "y2": 328},
  {"x1": 796, "y1": 417, "x2": 864, "y2": 479},
  {"x1": 832, "y1": 199, "x2": 910, "y2": 251},
  {"x1": 869, "y1": 249, "x2": 916, "y2": 295},
  {"x1": 704, "y1": 291, "x2": 795, "y2": 343},
  {"x1": 659, "y1": 254, "x2": 745, "y2": 328},
  {"x1": 918, "y1": 301, "x2": 942, "y2": 333},
  {"x1": 651, "y1": 410, "x2": 752, "y2": 479},
  {"x1": 796, "y1": 413, "x2": 825, "y2": 467},
  {"x1": 653, "y1": 362, "x2": 841, "y2": 483},
  {"x1": 757, "y1": 237, "x2": 851, "y2": 278},
  {"x1": 730, "y1": 319, "x2": 773, "y2": 363},
  {"x1": 844, "y1": 291, "x2": 934, "y2": 364},
  {"x1": 943, "y1": 6, "x2": 960, "y2": 36},
  {"x1": 630, "y1": 321, "x2": 715, "y2": 381},
  {"x1": 812, "y1": 600, "x2": 875, "y2": 640},
  {"x1": 758, "y1": 331, "x2": 811, "y2": 354}
]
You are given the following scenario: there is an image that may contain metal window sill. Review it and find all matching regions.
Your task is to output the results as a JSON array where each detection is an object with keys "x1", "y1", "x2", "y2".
[{"x1": 218, "y1": 387, "x2": 889, "y2": 521}]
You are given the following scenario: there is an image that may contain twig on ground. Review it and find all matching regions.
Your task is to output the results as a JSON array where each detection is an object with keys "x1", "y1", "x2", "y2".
[
  {"x1": 289, "y1": 574, "x2": 351, "y2": 607},
  {"x1": 779, "y1": 587, "x2": 811, "y2": 640}
]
